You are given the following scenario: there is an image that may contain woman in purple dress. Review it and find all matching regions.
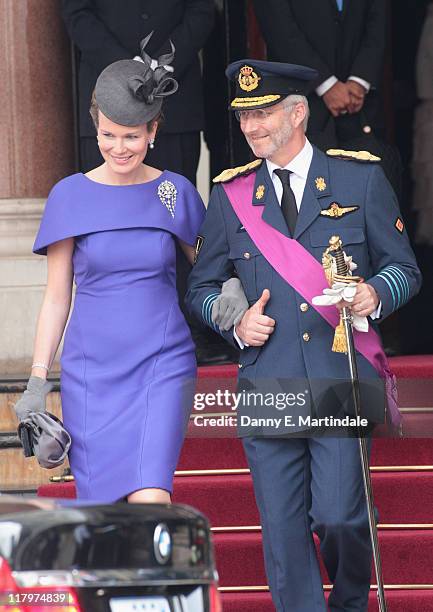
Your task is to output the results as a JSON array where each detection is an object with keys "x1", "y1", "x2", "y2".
[{"x1": 14, "y1": 39, "x2": 207, "y2": 503}]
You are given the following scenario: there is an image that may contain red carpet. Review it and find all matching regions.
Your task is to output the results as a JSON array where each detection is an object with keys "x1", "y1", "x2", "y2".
[
  {"x1": 213, "y1": 529, "x2": 433, "y2": 585},
  {"x1": 198, "y1": 355, "x2": 433, "y2": 380},
  {"x1": 179, "y1": 436, "x2": 433, "y2": 470},
  {"x1": 174, "y1": 471, "x2": 433, "y2": 525},
  {"x1": 37, "y1": 470, "x2": 433, "y2": 525},
  {"x1": 38, "y1": 356, "x2": 433, "y2": 610},
  {"x1": 222, "y1": 591, "x2": 433, "y2": 612}
]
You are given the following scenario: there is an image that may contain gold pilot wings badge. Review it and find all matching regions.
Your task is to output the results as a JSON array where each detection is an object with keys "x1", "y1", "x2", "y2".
[{"x1": 320, "y1": 202, "x2": 359, "y2": 218}]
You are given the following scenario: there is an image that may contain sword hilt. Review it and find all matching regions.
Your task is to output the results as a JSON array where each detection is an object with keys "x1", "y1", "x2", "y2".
[
  {"x1": 328, "y1": 234, "x2": 348, "y2": 275},
  {"x1": 325, "y1": 236, "x2": 352, "y2": 353},
  {"x1": 333, "y1": 245, "x2": 348, "y2": 276},
  {"x1": 327, "y1": 235, "x2": 362, "y2": 285}
]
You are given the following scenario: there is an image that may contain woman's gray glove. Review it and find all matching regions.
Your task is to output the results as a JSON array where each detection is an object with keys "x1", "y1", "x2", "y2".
[
  {"x1": 212, "y1": 277, "x2": 249, "y2": 331},
  {"x1": 14, "y1": 376, "x2": 53, "y2": 421},
  {"x1": 14, "y1": 377, "x2": 70, "y2": 468}
]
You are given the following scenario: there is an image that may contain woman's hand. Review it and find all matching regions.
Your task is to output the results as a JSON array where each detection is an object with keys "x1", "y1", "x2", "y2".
[
  {"x1": 212, "y1": 278, "x2": 249, "y2": 331},
  {"x1": 13, "y1": 376, "x2": 53, "y2": 421}
]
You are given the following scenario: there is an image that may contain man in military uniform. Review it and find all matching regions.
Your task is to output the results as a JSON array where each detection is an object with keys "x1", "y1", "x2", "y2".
[{"x1": 186, "y1": 60, "x2": 421, "y2": 611}]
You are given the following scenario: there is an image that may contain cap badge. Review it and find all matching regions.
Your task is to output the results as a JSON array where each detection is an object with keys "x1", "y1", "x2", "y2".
[
  {"x1": 255, "y1": 184, "x2": 265, "y2": 200},
  {"x1": 315, "y1": 177, "x2": 327, "y2": 192},
  {"x1": 238, "y1": 65, "x2": 261, "y2": 92},
  {"x1": 320, "y1": 202, "x2": 359, "y2": 218},
  {"x1": 158, "y1": 180, "x2": 177, "y2": 218}
]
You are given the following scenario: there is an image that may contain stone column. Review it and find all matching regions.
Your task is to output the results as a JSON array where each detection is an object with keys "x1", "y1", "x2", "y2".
[{"x1": 0, "y1": 0, "x2": 75, "y2": 374}]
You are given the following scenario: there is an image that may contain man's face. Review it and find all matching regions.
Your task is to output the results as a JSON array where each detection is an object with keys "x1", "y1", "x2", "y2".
[{"x1": 237, "y1": 101, "x2": 296, "y2": 159}]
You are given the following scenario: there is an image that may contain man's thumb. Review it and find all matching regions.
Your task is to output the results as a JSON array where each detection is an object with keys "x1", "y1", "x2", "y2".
[{"x1": 252, "y1": 289, "x2": 270, "y2": 314}]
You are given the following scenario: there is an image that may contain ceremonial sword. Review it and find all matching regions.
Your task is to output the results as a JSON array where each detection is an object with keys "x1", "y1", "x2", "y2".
[{"x1": 323, "y1": 236, "x2": 387, "y2": 612}]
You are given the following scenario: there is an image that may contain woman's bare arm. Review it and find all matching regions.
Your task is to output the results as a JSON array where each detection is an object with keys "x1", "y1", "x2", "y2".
[{"x1": 31, "y1": 238, "x2": 75, "y2": 379}]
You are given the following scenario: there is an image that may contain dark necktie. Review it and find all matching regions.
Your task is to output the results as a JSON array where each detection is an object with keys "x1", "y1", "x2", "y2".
[{"x1": 274, "y1": 169, "x2": 298, "y2": 236}]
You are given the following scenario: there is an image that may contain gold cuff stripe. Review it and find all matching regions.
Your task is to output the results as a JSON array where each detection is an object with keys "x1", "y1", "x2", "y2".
[{"x1": 231, "y1": 95, "x2": 281, "y2": 107}]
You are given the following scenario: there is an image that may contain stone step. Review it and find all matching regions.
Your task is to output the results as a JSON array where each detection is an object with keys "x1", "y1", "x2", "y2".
[{"x1": 0, "y1": 447, "x2": 68, "y2": 491}]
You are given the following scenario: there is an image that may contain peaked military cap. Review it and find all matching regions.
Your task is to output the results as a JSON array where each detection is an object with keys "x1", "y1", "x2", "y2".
[{"x1": 226, "y1": 59, "x2": 318, "y2": 111}]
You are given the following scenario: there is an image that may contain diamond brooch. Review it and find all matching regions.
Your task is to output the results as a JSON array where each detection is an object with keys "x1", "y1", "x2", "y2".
[{"x1": 158, "y1": 180, "x2": 177, "y2": 218}]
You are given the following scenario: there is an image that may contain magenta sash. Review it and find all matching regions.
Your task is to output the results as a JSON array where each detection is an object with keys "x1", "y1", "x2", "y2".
[{"x1": 223, "y1": 174, "x2": 400, "y2": 426}]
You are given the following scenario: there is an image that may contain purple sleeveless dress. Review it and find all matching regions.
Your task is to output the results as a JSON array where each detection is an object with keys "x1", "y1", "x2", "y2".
[{"x1": 33, "y1": 171, "x2": 205, "y2": 501}]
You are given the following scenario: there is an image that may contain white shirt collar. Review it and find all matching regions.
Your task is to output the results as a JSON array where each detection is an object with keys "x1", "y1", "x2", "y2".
[{"x1": 265, "y1": 139, "x2": 313, "y2": 180}]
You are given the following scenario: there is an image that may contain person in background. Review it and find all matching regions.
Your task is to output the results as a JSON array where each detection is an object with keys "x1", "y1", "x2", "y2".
[
  {"x1": 412, "y1": 0, "x2": 433, "y2": 246},
  {"x1": 252, "y1": 0, "x2": 387, "y2": 152},
  {"x1": 405, "y1": 0, "x2": 433, "y2": 354},
  {"x1": 61, "y1": 0, "x2": 214, "y2": 181}
]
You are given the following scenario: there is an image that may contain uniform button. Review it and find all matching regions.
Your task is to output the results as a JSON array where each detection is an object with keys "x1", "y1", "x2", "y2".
[
  {"x1": 141, "y1": 12, "x2": 149, "y2": 19},
  {"x1": 300, "y1": 302, "x2": 309, "y2": 313},
  {"x1": 302, "y1": 332, "x2": 310, "y2": 342},
  {"x1": 243, "y1": 252, "x2": 251, "y2": 260}
]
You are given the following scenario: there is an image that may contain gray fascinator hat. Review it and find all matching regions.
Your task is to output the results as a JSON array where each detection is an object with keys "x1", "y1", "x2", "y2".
[{"x1": 94, "y1": 32, "x2": 178, "y2": 126}]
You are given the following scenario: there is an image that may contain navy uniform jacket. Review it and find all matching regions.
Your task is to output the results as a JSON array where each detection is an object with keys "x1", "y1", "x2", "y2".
[{"x1": 186, "y1": 147, "x2": 421, "y2": 416}]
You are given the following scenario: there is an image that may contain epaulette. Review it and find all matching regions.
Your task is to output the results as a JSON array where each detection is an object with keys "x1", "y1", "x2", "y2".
[
  {"x1": 213, "y1": 159, "x2": 262, "y2": 183},
  {"x1": 326, "y1": 149, "x2": 381, "y2": 163}
]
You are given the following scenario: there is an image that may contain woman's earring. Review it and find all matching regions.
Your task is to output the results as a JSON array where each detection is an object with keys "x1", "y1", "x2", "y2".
[{"x1": 149, "y1": 139, "x2": 155, "y2": 150}]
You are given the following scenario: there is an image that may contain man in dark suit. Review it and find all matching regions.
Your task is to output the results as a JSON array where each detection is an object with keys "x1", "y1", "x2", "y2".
[
  {"x1": 253, "y1": 0, "x2": 387, "y2": 150},
  {"x1": 61, "y1": 0, "x2": 215, "y2": 183}
]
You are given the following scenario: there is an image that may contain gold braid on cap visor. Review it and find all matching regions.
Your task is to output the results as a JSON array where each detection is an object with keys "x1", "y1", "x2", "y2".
[{"x1": 231, "y1": 94, "x2": 281, "y2": 107}]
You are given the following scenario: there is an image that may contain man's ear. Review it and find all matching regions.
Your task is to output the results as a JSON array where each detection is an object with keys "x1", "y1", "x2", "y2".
[{"x1": 293, "y1": 103, "x2": 306, "y2": 129}]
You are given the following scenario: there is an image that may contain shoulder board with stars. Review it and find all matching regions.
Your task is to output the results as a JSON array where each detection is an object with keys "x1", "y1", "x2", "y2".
[
  {"x1": 213, "y1": 159, "x2": 262, "y2": 183},
  {"x1": 326, "y1": 149, "x2": 381, "y2": 163}
]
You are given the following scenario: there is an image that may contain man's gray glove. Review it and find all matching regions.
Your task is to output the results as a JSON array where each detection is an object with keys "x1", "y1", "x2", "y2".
[
  {"x1": 14, "y1": 376, "x2": 53, "y2": 421},
  {"x1": 211, "y1": 277, "x2": 249, "y2": 331}
]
